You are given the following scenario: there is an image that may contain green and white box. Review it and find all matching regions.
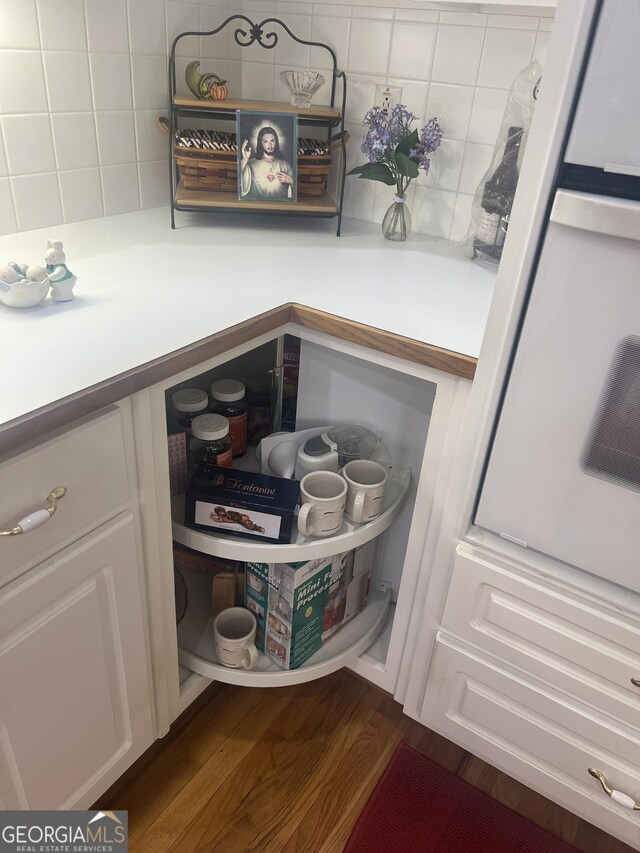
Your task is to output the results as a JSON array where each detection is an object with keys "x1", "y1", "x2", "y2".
[{"x1": 245, "y1": 543, "x2": 374, "y2": 670}]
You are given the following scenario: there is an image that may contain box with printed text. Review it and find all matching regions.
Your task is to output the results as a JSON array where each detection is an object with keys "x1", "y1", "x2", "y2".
[
  {"x1": 185, "y1": 466, "x2": 299, "y2": 544},
  {"x1": 244, "y1": 541, "x2": 375, "y2": 670}
]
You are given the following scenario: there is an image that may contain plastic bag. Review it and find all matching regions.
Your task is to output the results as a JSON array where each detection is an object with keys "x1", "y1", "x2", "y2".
[{"x1": 458, "y1": 61, "x2": 542, "y2": 270}]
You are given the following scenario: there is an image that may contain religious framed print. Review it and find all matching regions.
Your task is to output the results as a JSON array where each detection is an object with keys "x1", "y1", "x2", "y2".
[{"x1": 237, "y1": 110, "x2": 298, "y2": 202}]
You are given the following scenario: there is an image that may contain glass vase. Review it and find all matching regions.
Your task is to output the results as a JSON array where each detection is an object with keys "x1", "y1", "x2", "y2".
[{"x1": 382, "y1": 196, "x2": 411, "y2": 242}]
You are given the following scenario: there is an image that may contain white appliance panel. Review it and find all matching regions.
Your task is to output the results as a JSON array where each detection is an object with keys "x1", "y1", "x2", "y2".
[
  {"x1": 475, "y1": 190, "x2": 640, "y2": 593},
  {"x1": 565, "y1": 0, "x2": 640, "y2": 175}
]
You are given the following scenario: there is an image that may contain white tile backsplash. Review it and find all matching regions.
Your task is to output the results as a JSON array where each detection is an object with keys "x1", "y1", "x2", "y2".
[
  {"x1": 11, "y1": 172, "x2": 63, "y2": 231},
  {"x1": 348, "y1": 20, "x2": 392, "y2": 76},
  {"x1": 2, "y1": 115, "x2": 56, "y2": 175},
  {"x1": 432, "y1": 26, "x2": 485, "y2": 87},
  {"x1": 37, "y1": 0, "x2": 88, "y2": 52},
  {"x1": 274, "y1": 15, "x2": 312, "y2": 68},
  {"x1": 0, "y1": 52, "x2": 48, "y2": 114},
  {"x1": 0, "y1": 132, "x2": 7, "y2": 177},
  {"x1": 102, "y1": 163, "x2": 141, "y2": 215},
  {"x1": 44, "y1": 53, "x2": 94, "y2": 113},
  {"x1": 0, "y1": 179, "x2": 18, "y2": 235},
  {"x1": 90, "y1": 54, "x2": 134, "y2": 111},
  {"x1": 129, "y1": 0, "x2": 168, "y2": 56},
  {"x1": 96, "y1": 112, "x2": 137, "y2": 166},
  {"x1": 139, "y1": 160, "x2": 169, "y2": 208},
  {"x1": 135, "y1": 111, "x2": 169, "y2": 162},
  {"x1": 477, "y1": 28, "x2": 536, "y2": 89},
  {"x1": 426, "y1": 83, "x2": 474, "y2": 142},
  {"x1": 59, "y1": 168, "x2": 104, "y2": 222},
  {"x1": 132, "y1": 56, "x2": 169, "y2": 111},
  {"x1": 51, "y1": 113, "x2": 99, "y2": 171},
  {"x1": 388, "y1": 24, "x2": 436, "y2": 82},
  {"x1": 85, "y1": 0, "x2": 130, "y2": 54},
  {"x1": 0, "y1": 0, "x2": 554, "y2": 240},
  {"x1": 467, "y1": 87, "x2": 509, "y2": 146},
  {"x1": 0, "y1": 0, "x2": 41, "y2": 50}
]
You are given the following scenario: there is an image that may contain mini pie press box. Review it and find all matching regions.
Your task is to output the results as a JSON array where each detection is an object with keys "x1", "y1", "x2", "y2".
[
  {"x1": 185, "y1": 466, "x2": 300, "y2": 544},
  {"x1": 244, "y1": 542, "x2": 375, "y2": 670}
]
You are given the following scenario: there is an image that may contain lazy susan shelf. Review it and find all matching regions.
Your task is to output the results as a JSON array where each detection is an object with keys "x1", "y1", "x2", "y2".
[
  {"x1": 177, "y1": 569, "x2": 391, "y2": 687},
  {"x1": 172, "y1": 464, "x2": 411, "y2": 562}
]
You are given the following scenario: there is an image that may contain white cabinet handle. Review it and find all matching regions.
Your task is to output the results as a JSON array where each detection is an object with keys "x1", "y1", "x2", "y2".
[
  {"x1": 0, "y1": 487, "x2": 67, "y2": 536},
  {"x1": 588, "y1": 769, "x2": 640, "y2": 810}
]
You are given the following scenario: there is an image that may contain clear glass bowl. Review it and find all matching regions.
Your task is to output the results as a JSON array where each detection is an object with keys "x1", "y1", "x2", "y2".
[{"x1": 280, "y1": 70, "x2": 325, "y2": 109}]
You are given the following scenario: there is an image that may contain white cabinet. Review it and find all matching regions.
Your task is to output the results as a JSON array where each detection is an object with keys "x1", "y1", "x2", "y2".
[
  {"x1": 135, "y1": 322, "x2": 470, "y2": 726},
  {"x1": 423, "y1": 634, "x2": 640, "y2": 850},
  {"x1": 417, "y1": 545, "x2": 640, "y2": 849},
  {"x1": 0, "y1": 404, "x2": 155, "y2": 809}
]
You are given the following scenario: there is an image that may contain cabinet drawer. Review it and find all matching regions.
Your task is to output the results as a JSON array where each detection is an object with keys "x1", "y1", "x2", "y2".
[
  {"x1": 0, "y1": 406, "x2": 132, "y2": 585},
  {"x1": 442, "y1": 545, "x2": 640, "y2": 728},
  {"x1": 422, "y1": 635, "x2": 640, "y2": 850}
]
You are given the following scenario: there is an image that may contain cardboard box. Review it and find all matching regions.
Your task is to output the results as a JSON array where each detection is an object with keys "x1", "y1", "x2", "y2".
[
  {"x1": 185, "y1": 466, "x2": 300, "y2": 544},
  {"x1": 245, "y1": 542, "x2": 375, "y2": 670}
]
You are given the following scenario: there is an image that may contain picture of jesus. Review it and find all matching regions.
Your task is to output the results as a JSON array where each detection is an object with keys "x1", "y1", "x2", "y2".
[{"x1": 237, "y1": 112, "x2": 297, "y2": 202}]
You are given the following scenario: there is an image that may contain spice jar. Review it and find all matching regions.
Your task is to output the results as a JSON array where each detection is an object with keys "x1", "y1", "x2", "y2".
[
  {"x1": 190, "y1": 414, "x2": 233, "y2": 477},
  {"x1": 211, "y1": 379, "x2": 248, "y2": 458},
  {"x1": 171, "y1": 388, "x2": 209, "y2": 437}
]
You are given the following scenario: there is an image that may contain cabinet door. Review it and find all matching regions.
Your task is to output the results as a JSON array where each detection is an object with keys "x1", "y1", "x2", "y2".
[{"x1": 0, "y1": 514, "x2": 154, "y2": 810}]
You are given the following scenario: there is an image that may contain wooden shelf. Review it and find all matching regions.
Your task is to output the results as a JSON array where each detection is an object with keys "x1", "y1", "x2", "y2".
[
  {"x1": 177, "y1": 570, "x2": 392, "y2": 687},
  {"x1": 174, "y1": 184, "x2": 339, "y2": 215},
  {"x1": 173, "y1": 96, "x2": 340, "y2": 122}
]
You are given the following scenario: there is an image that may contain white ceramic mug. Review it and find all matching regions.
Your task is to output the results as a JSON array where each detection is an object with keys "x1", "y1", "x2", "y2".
[
  {"x1": 297, "y1": 471, "x2": 347, "y2": 538},
  {"x1": 341, "y1": 460, "x2": 388, "y2": 524},
  {"x1": 213, "y1": 607, "x2": 259, "y2": 669}
]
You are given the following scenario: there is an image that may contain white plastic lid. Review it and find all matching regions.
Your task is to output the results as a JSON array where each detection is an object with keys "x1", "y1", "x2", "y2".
[
  {"x1": 191, "y1": 413, "x2": 230, "y2": 440},
  {"x1": 172, "y1": 388, "x2": 208, "y2": 413},
  {"x1": 211, "y1": 379, "x2": 245, "y2": 402}
]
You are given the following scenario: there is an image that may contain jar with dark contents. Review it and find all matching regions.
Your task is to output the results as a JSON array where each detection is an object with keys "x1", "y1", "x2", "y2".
[
  {"x1": 211, "y1": 379, "x2": 248, "y2": 457},
  {"x1": 171, "y1": 388, "x2": 209, "y2": 438},
  {"x1": 190, "y1": 414, "x2": 233, "y2": 479}
]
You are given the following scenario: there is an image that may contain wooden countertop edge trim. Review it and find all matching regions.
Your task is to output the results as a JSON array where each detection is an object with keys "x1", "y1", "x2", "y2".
[
  {"x1": 0, "y1": 302, "x2": 477, "y2": 455},
  {"x1": 290, "y1": 304, "x2": 477, "y2": 381}
]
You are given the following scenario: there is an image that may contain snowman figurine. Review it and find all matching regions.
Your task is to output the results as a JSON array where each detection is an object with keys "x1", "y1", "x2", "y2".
[{"x1": 45, "y1": 240, "x2": 76, "y2": 302}]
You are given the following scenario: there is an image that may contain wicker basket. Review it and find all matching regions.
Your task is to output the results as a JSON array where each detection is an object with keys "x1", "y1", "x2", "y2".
[
  {"x1": 175, "y1": 146, "x2": 334, "y2": 196},
  {"x1": 159, "y1": 118, "x2": 347, "y2": 197}
]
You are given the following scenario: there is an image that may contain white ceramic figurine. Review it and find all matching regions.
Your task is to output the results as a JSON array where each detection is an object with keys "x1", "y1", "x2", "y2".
[{"x1": 45, "y1": 240, "x2": 76, "y2": 302}]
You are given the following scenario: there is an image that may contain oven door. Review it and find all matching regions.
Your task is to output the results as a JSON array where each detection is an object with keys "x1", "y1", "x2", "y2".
[{"x1": 475, "y1": 189, "x2": 640, "y2": 593}]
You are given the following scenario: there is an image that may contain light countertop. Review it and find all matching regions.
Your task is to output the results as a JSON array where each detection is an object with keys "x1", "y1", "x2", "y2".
[{"x1": 0, "y1": 208, "x2": 495, "y2": 440}]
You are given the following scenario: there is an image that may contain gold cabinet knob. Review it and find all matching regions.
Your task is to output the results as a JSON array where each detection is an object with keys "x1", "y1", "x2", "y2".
[
  {"x1": 588, "y1": 769, "x2": 640, "y2": 810},
  {"x1": 0, "y1": 487, "x2": 67, "y2": 536}
]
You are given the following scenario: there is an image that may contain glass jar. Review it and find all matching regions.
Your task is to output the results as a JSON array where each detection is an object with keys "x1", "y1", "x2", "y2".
[
  {"x1": 211, "y1": 379, "x2": 248, "y2": 458},
  {"x1": 171, "y1": 388, "x2": 209, "y2": 437},
  {"x1": 190, "y1": 414, "x2": 233, "y2": 478}
]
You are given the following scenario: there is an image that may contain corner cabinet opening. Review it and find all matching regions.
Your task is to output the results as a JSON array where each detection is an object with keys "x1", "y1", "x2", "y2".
[{"x1": 147, "y1": 323, "x2": 440, "y2": 712}]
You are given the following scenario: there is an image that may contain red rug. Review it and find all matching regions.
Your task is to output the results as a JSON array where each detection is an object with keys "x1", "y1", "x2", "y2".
[{"x1": 344, "y1": 743, "x2": 579, "y2": 853}]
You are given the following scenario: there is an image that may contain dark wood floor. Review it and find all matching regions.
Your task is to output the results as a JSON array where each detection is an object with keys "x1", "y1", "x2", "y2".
[{"x1": 99, "y1": 671, "x2": 637, "y2": 853}]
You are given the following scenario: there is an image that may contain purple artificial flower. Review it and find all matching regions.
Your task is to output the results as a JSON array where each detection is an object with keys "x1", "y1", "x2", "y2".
[
  {"x1": 420, "y1": 117, "x2": 443, "y2": 154},
  {"x1": 351, "y1": 105, "x2": 443, "y2": 193}
]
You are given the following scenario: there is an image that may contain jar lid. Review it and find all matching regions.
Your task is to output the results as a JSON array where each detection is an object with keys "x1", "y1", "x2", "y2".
[
  {"x1": 191, "y1": 413, "x2": 230, "y2": 440},
  {"x1": 326, "y1": 425, "x2": 380, "y2": 460},
  {"x1": 172, "y1": 388, "x2": 208, "y2": 413},
  {"x1": 211, "y1": 379, "x2": 245, "y2": 402}
]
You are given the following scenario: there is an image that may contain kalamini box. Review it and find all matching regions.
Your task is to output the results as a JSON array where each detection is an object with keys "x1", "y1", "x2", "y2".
[{"x1": 185, "y1": 467, "x2": 300, "y2": 544}]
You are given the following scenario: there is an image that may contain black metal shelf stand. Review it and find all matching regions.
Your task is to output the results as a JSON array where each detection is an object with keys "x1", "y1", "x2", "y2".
[{"x1": 168, "y1": 15, "x2": 348, "y2": 235}]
